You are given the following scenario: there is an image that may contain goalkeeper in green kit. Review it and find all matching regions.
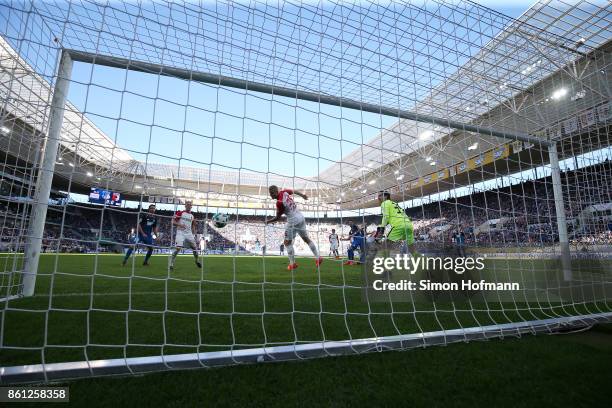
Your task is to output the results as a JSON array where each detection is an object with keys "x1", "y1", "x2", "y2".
[
  {"x1": 365, "y1": 191, "x2": 419, "y2": 273},
  {"x1": 373, "y1": 191, "x2": 415, "y2": 251}
]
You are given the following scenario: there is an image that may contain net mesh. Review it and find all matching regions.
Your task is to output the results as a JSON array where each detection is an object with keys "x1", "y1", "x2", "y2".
[{"x1": 0, "y1": 0, "x2": 611, "y2": 382}]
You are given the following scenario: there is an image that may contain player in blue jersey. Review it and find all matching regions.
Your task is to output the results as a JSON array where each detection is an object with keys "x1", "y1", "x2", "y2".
[
  {"x1": 122, "y1": 204, "x2": 159, "y2": 267},
  {"x1": 343, "y1": 222, "x2": 366, "y2": 265},
  {"x1": 127, "y1": 228, "x2": 137, "y2": 244}
]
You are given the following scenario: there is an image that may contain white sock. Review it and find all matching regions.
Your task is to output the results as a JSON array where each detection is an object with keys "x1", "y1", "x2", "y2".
[
  {"x1": 170, "y1": 249, "x2": 179, "y2": 266},
  {"x1": 287, "y1": 244, "x2": 296, "y2": 264},
  {"x1": 308, "y1": 241, "x2": 319, "y2": 258}
]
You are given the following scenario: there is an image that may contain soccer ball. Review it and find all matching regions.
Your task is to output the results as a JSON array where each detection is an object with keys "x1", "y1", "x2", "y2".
[{"x1": 212, "y1": 213, "x2": 229, "y2": 228}]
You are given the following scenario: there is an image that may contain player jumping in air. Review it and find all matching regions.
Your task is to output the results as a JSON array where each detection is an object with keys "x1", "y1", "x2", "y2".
[
  {"x1": 169, "y1": 200, "x2": 202, "y2": 271},
  {"x1": 122, "y1": 204, "x2": 158, "y2": 267},
  {"x1": 265, "y1": 185, "x2": 322, "y2": 271}
]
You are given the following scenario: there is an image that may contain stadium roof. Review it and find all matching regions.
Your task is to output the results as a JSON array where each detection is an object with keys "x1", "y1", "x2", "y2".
[
  {"x1": 0, "y1": 34, "x2": 317, "y2": 193},
  {"x1": 0, "y1": 0, "x2": 610, "y2": 209},
  {"x1": 318, "y1": 0, "x2": 612, "y2": 186},
  {"x1": 0, "y1": 36, "x2": 132, "y2": 167}
]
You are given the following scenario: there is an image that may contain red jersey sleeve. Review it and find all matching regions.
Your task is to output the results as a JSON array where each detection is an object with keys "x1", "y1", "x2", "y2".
[
  {"x1": 275, "y1": 199, "x2": 285, "y2": 215},
  {"x1": 174, "y1": 210, "x2": 183, "y2": 220},
  {"x1": 277, "y1": 189, "x2": 292, "y2": 203}
]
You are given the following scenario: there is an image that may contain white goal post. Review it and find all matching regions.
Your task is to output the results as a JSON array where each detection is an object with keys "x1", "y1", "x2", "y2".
[{"x1": 22, "y1": 51, "x2": 73, "y2": 297}]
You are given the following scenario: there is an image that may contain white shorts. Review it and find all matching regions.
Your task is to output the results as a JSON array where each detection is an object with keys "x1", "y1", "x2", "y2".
[
  {"x1": 284, "y1": 221, "x2": 308, "y2": 242},
  {"x1": 330, "y1": 242, "x2": 339, "y2": 251},
  {"x1": 175, "y1": 231, "x2": 197, "y2": 249}
]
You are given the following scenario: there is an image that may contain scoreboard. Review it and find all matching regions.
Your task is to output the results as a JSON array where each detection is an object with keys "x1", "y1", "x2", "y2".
[{"x1": 89, "y1": 187, "x2": 122, "y2": 206}]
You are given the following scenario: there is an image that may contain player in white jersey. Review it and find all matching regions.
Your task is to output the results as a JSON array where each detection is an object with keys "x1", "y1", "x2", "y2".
[
  {"x1": 266, "y1": 185, "x2": 322, "y2": 271},
  {"x1": 329, "y1": 229, "x2": 340, "y2": 259},
  {"x1": 169, "y1": 201, "x2": 202, "y2": 270},
  {"x1": 199, "y1": 236, "x2": 207, "y2": 253}
]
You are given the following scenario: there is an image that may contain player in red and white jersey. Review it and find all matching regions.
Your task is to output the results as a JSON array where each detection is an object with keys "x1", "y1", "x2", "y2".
[
  {"x1": 169, "y1": 200, "x2": 202, "y2": 270},
  {"x1": 265, "y1": 185, "x2": 322, "y2": 271}
]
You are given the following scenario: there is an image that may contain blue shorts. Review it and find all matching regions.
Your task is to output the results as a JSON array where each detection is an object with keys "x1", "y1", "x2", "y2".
[
  {"x1": 351, "y1": 237, "x2": 364, "y2": 248},
  {"x1": 136, "y1": 233, "x2": 154, "y2": 246}
]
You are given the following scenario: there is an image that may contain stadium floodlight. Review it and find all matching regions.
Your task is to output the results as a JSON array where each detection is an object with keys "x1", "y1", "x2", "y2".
[
  {"x1": 1, "y1": 0, "x2": 609, "y2": 385},
  {"x1": 551, "y1": 88, "x2": 568, "y2": 100}
]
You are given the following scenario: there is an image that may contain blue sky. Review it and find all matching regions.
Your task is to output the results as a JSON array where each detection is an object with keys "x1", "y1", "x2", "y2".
[
  {"x1": 34, "y1": 0, "x2": 612, "y2": 219},
  {"x1": 68, "y1": 62, "x2": 392, "y2": 178},
  {"x1": 2, "y1": 0, "x2": 553, "y2": 214},
  {"x1": 59, "y1": 0, "x2": 535, "y2": 179}
]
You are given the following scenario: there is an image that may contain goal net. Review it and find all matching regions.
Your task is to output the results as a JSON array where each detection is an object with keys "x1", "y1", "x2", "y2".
[{"x1": 1, "y1": 0, "x2": 611, "y2": 383}]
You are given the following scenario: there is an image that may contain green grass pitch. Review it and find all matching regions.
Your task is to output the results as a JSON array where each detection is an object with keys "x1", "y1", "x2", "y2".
[
  {"x1": 0, "y1": 253, "x2": 610, "y2": 369},
  {"x1": 60, "y1": 324, "x2": 612, "y2": 407}
]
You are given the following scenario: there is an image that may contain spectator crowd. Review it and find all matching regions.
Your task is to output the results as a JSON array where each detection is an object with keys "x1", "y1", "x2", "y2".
[{"x1": 1, "y1": 161, "x2": 610, "y2": 255}]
